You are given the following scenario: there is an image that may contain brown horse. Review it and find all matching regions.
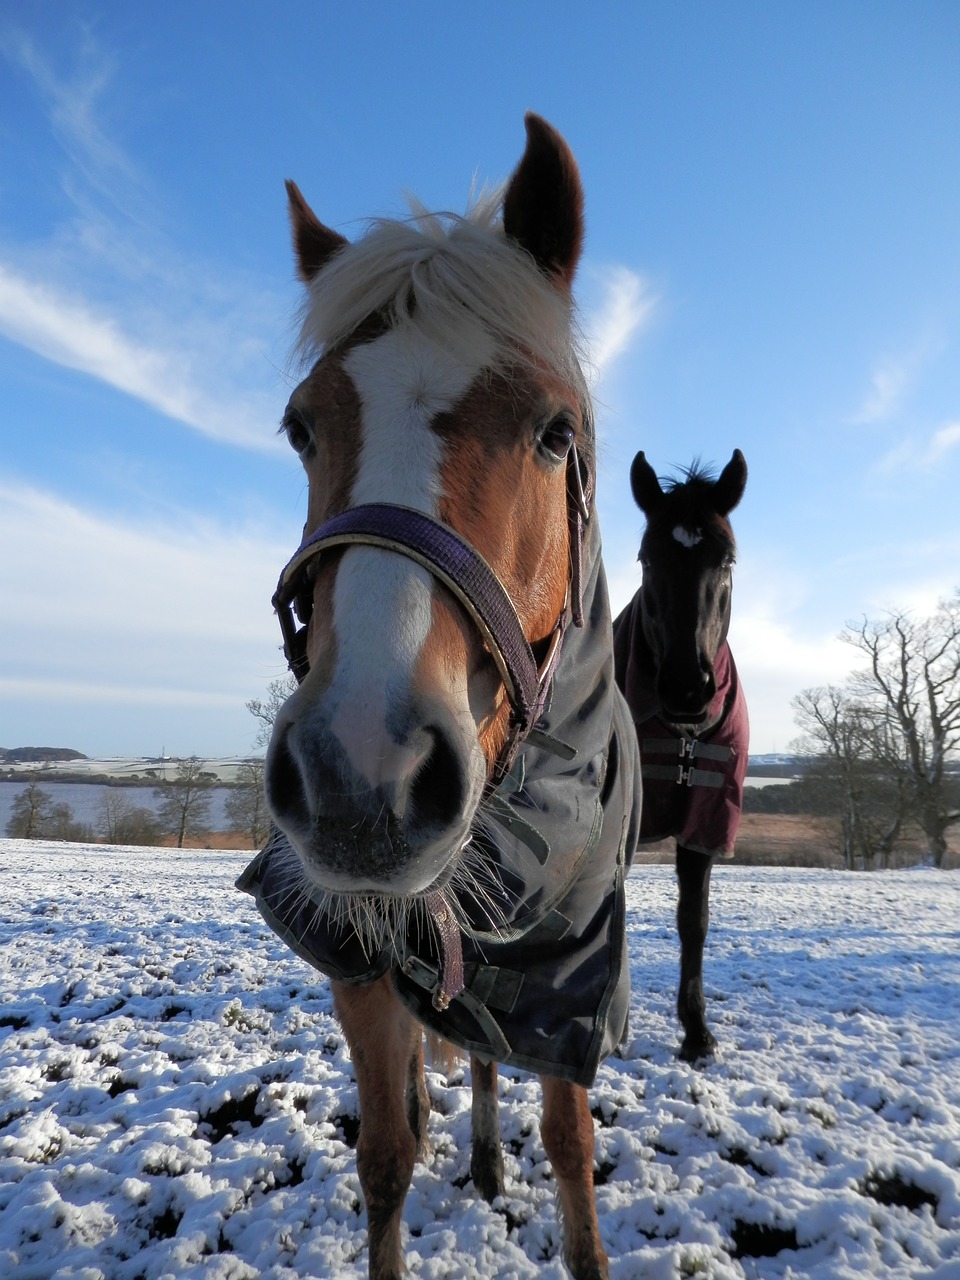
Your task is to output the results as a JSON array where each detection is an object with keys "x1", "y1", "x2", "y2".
[
  {"x1": 239, "y1": 116, "x2": 641, "y2": 1280},
  {"x1": 614, "y1": 450, "x2": 748, "y2": 1061}
]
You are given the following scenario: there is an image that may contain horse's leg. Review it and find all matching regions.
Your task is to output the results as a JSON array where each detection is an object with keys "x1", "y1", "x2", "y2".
[
  {"x1": 540, "y1": 1075, "x2": 608, "y2": 1280},
  {"x1": 406, "y1": 1032, "x2": 431, "y2": 1160},
  {"x1": 333, "y1": 974, "x2": 421, "y2": 1280},
  {"x1": 675, "y1": 844, "x2": 718, "y2": 1062},
  {"x1": 470, "y1": 1054, "x2": 504, "y2": 1201}
]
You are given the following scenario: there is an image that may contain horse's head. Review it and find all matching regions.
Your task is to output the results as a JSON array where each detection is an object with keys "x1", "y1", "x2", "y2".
[
  {"x1": 630, "y1": 449, "x2": 747, "y2": 726},
  {"x1": 265, "y1": 115, "x2": 592, "y2": 928}
]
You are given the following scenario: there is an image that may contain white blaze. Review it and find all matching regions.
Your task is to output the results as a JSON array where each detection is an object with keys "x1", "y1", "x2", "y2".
[
  {"x1": 673, "y1": 526, "x2": 703, "y2": 548},
  {"x1": 326, "y1": 321, "x2": 494, "y2": 781}
]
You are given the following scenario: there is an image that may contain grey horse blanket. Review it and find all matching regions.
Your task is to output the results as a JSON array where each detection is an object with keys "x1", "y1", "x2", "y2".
[{"x1": 239, "y1": 524, "x2": 642, "y2": 1087}]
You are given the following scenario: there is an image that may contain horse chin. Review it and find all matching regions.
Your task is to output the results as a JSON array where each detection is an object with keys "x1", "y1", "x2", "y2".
[
  {"x1": 278, "y1": 834, "x2": 468, "y2": 963},
  {"x1": 281, "y1": 817, "x2": 470, "y2": 899}
]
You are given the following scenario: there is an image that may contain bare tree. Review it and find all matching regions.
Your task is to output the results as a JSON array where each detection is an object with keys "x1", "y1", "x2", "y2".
[
  {"x1": 238, "y1": 677, "x2": 296, "y2": 846},
  {"x1": 99, "y1": 791, "x2": 164, "y2": 846},
  {"x1": 842, "y1": 592, "x2": 960, "y2": 868},
  {"x1": 246, "y1": 676, "x2": 297, "y2": 751},
  {"x1": 793, "y1": 687, "x2": 908, "y2": 869},
  {"x1": 224, "y1": 759, "x2": 269, "y2": 847},
  {"x1": 45, "y1": 802, "x2": 95, "y2": 843},
  {"x1": 5, "y1": 781, "x2": 55, "y2": 838},
  {"x1": 153, "y1": 757, "x2": 214, "y2": 849},
  {"x1": 4, "y1": 781, "x2": 91, "y2": 841}
]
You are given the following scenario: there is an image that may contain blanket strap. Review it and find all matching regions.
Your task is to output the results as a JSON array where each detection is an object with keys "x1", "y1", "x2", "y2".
[
  {"x1": 642, "y1": 763, "x2": 725, "y2": 789},
  {"x1": 642, "y1": 737, "x2": 733, "y2": 763},
  {"x1": 400, "y1": 954, "x2": 516, "y2": 1061},
  {"x1": 425, "y1": 891, "x2": 465, "y2": 1010}
]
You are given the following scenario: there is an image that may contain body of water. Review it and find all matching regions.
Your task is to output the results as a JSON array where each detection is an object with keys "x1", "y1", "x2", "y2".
[{"x1": 0, "y1": 781, "x2": 235, "y2": 835}]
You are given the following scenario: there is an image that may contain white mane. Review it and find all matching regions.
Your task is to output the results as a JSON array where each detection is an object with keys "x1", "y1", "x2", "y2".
[{"x1": 293, "y1": 192, "x2": 589, "y2": 404}]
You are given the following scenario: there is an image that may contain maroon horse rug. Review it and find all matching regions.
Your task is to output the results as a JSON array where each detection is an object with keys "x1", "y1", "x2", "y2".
[{"x1": 613, "y1": 602, "x2": 748, "y2": 858}]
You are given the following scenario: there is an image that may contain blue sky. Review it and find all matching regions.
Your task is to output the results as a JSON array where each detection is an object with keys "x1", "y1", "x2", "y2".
[{"x1": 2, "y1": 1, "x2": 959, "y2": 758}]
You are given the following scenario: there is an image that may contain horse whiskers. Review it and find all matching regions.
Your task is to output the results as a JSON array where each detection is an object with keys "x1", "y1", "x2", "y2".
[
  {"x1": 267, "y1": 845, "x2": 323, "y2": 926},
  {"x1": 449, "y1": 835, "x2": 516, "y2": 936},
  {"x1": 269, "y1": 824, "x2": 518, "y2": 967},
  {"x1": 318, "y1": 889, "x2": 420, "y2": 962}
]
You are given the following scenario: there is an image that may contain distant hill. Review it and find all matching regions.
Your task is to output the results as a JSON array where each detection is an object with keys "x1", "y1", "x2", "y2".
[
  {"x1": 0, "y1": 747, "x2": 88, "y2": 763},
  {"x1": 0, "y1": 746, "x2": 808, "y2": 773},
  {"x1": 747, "y1": 754, "x2": 810, "y2": 778}
]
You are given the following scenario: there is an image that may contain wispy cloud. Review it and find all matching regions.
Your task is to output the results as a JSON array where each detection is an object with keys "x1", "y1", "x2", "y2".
[
  {"x1": 850, "y1": 334, "x2": 942, "y2": 425},
  {"x1": 0, "y1": 477, "x2": 296, "y2": 754},
  {"x1": 725, "y1": 579, "x2": 859, "y2": 753},
  {"x1": 0, "y1": 676, "x2": 243, "y2": 709},
  {"x1": 583, "y1": 266, "x2": 657, "y2": 381},
  {"x1": 0, "y1": 263, "x2": 283, "y2": 451},
  {"x1": 925, "y1": 420, "x2": 960, "y2": 462},
  {"x1": 0, "y1": 479, "x2": 287, "y2": 687},
  {"x1": 0, "y1": 27, "x2": 290, "y2": 452},
  {"x1": 2, "y1": 27, "x2": 150, "y2": 223},
  {"x1": 872, "y1": 418, "x2": 960, "y2": 475}
]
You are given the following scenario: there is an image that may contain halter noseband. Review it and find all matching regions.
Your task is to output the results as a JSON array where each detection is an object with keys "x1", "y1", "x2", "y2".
[{"x1": 272, "y1": 445, "x2": 592, "y2": 765}]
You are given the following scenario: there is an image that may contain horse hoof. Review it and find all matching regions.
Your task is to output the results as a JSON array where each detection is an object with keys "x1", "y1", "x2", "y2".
[
  {"x1": 566, "y1": 1255, "x2": 610, "y2": 1280},
  {"x1": 678, "y1": 1032, "x2": 718, "y2": 1064},
  {"x1": 470, "y1": 1139, "x2": 506, "y2": 1203}
]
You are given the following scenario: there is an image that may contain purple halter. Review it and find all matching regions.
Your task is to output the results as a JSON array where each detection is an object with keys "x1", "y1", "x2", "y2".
[{"x1": 272, "y1": 446, "x2": 591, "y2": 765}]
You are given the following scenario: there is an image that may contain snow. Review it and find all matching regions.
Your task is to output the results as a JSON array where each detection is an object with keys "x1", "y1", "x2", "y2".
[{"x1": 2, "y1": 840, "x2": 959, "y2": 1280}]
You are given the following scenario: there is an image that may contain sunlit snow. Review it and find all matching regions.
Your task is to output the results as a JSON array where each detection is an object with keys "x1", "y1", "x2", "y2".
[{"x1": 2, "y1": 840, "x2": 958, "y2": 1279}]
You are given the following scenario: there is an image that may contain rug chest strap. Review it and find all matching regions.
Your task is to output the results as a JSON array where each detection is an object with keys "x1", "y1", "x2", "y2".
[
  {"x1": 641, "y1": 762, "x2": 725, "y2": 789},
  {"x1": 642, "y1": 737, "x2": 733, "y2": 763}
]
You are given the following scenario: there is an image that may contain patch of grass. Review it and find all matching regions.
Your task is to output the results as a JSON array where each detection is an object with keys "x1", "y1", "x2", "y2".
[
  {"x1": 722, "y1": 1146, "x2": 768, "y2": 1177},
  {"x1": 198, "y1": 1089, "x2": 264, "y2": 1143},
  {"x1": 679, "y1": 1253, "x2": 712, "y2": 1276},
  {"x1": 731, "y1": 1221, "x2": 799, "y2": 1260},
  {"x1": 146, "y1": 1202, "x2": 183, "y2": 1240},
  {"x1": 332, "y1": 1111, "x2": 361, "y2": 1148},
  {"x1": 160, "y1": 1003, "x2": 191, "y2": 1022},
  {"x1": 862, "y1": 1172, "x2": 938, "y2": 1213}
]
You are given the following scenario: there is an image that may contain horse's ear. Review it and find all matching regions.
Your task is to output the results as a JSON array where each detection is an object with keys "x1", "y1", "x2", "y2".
[
  {"x1": 713, "y1": 449, "x2": 748, "y2": 516},
  {"x1": 502, "y1": 113, "x2": 584, "y2": 286},
  {"x1": 285, "y1": 180, "x2": 349, "y2": 283},
  {"x1": 630, "y1": 451, "x2": 665, "y2": 516}
]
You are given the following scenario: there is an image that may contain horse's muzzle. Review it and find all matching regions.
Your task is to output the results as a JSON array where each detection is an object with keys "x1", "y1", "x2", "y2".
[
  {"x1": 657, "y1": 668, "x2": 717, "y2": 726},
  {"x1": 265, "y1": 694, "x2": 482, "y2": 895}
]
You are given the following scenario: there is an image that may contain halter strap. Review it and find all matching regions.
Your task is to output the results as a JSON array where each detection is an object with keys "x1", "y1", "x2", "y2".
[
  {"x1": 273, "y1": 445, "x2": 591, "y2": 752},
  {"x1": 275, "y1": 503, "x2": 545, "y2": 726}
]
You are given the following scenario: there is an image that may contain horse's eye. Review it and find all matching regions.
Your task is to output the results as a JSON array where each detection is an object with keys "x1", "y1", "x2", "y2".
[
  {"x1": 283, "y1": 409, "x2": 313, "y2": 457},
  {"x1": 538, "y1": 417, "x2": 575, "y2": 464}
]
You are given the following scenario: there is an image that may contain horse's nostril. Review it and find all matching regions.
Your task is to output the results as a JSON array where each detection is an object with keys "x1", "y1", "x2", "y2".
[
  {"x1": 408, "y1": 726, "x2": 465, "y2": 837},
  {"x1": 266, "y1": 729, "x2": 311, "y2": 833}
]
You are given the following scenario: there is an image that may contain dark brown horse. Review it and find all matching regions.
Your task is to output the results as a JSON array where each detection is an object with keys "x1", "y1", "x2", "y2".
[
  {"x1": 240, "y1": 116, "x2": 641, "y2": 1280},
  {"x1": 614, "y1": 450, "x2": 748, "y2": 1061}
]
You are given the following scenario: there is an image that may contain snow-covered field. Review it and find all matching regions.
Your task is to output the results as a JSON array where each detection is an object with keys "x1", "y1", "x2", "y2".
[{"x1": 2, "y1": 840, "x2": 959, "y2": 1280}]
